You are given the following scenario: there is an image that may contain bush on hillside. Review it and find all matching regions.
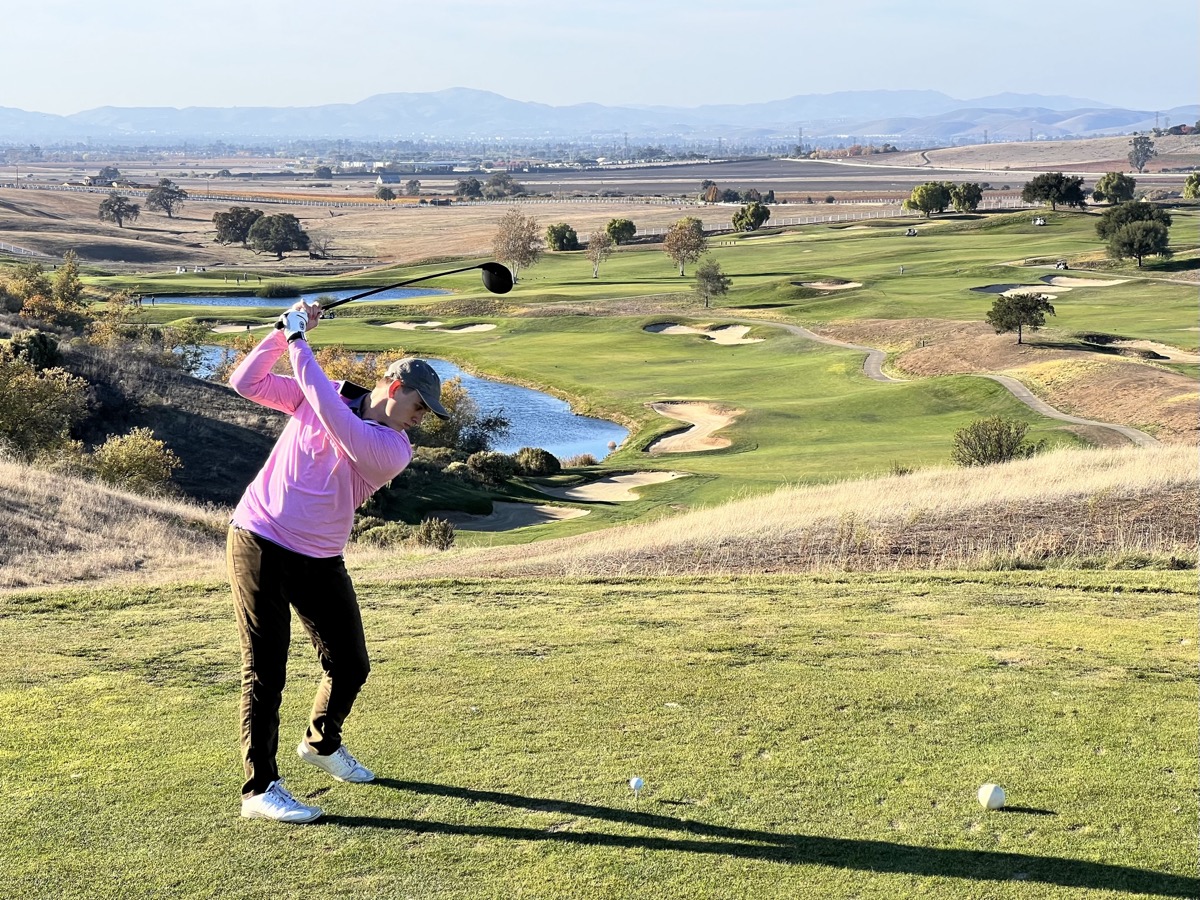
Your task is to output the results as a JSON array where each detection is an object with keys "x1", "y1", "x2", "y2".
[
  {"x1": 0, "y1": 355, "x2": 87, "y2": 461},
  {"x1": 92, "y1": 426, "x2": 182, "y2": 495},
  {"x1": 356, "y1": 521, "x2": 413, "y2": 547},
  {"x1": 414, "y1": 517, "x2": 455, "y2": 550},
  {"x1": 512, "y1": 446, "x2": 561, "y2": 476},
  {"x1": 951, "y1": 417, "x2": 1044, "y2": 467},
  {"x1": 466, "y1": 450, "x2": 517, "y2": 484},
  {"x1": 8, "y1": 330, "x2": 61, "y2": 370}
]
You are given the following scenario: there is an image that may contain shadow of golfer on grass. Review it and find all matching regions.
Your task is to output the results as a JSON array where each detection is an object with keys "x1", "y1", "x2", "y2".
[{"x1": 315, "y1": 779, "x2": 1200, "y2": 897}]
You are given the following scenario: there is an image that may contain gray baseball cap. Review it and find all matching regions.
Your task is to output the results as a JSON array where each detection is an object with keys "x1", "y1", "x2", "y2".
[{"x1": 385, "y1": 358, "x2": 449, "y2": 419}]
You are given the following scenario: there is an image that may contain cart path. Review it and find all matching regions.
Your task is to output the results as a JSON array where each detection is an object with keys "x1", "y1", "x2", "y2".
[{"x1": 727, "y1": 318, "x2": 1160, "y2": 447}]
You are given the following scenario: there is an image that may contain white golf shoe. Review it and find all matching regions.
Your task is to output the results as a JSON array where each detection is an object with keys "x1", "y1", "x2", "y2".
[
  {"x1": 240, "y1": 779, "x2": 322, "y2": 823},
  {"x1": 297, "y1": 741, "x2": 375, "y2": 783}
]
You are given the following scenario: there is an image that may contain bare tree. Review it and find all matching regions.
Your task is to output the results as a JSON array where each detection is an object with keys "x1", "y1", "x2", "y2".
[
  {"x1": 585, "y1": 229, "x2": 614, "y2": 278},
  {"x1": 491, "y1": 208, "x2": 542, "y2": 281},
  {"x1": 308, "y1": 228, "x2": 335, "y2": 259}
]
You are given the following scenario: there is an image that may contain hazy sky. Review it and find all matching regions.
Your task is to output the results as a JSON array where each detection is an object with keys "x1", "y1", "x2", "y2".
[{"x1": 7, "y1": 0, "x2": 1197, "y2": 114}]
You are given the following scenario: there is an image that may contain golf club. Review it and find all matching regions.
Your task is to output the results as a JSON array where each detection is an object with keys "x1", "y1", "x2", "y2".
[{"x1": 318, "y1": 261, "x2": 513, "y2": 312}]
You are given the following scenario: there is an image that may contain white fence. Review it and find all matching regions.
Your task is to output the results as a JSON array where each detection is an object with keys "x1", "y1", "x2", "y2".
[{"x1": 0, "y1": 239, "x2": 50, "y2": 258}]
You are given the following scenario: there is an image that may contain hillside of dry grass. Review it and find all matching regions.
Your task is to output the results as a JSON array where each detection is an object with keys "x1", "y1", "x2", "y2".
[
  {"x1": 4, "y1": 445, "x2": 1192, "y2": 593},
  {"x1": 378, "y1": 445, "x2": 1197, "y2": 579}
]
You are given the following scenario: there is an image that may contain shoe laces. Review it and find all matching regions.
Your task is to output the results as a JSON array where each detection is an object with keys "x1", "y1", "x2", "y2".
[
  {"x1": 267, "y1": 780, "x2": 300, "y2": 808},
  {"x1": 335, "y1": 746, "x2": 359, "y2": 769}
]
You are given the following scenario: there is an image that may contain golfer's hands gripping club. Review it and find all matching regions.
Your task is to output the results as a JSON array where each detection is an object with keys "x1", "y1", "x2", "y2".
[{"x1": 276, "y1": 301, "x2": 320, "y2": 342}]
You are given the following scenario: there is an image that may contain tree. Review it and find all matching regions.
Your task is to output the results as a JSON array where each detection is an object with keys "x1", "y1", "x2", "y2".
[
  {"x1": 96, "y1": 165, "x2": 120, "y2": 184},
  {"x1": 307, "y1": 229, "x2": 334, "y2": 260},
  {"x1": 313, "y1": 165, "x2": 333, "y2": 179},
  {"x1": 491, "y1": 208, "x2": 542, "y2": 281},
  {"x1": 375, "y1": 186, "x2": 396, "y2": 203},
  {"x1": 1020, "y1": 172, "x2": 1087, "y2": 210},
  {"x1": 732, "y1": 201, "x2": 771, "y2": 232},
  {"x1": 247, "y1": 213, "x2": 310, "y2": 259},
  {"x1": 1107, "y1": 221, "x2": 1172, "y2": 267},
  {"x1": 26, "y1": 249, "x2": 89, "y2": 329},
  {"x1": 545, "y1": 223, "x2": 580, "y2": 251},
  {"x1": 0, "y1": 354, "x2": 87, "y2": 461},
  {"x1": 1095, "y1": 201, "x2": 1172, "y2": 239},
  {"x1": 949, "y1": 182, "x2": 984, "y2": 213},
  {"x1": 212, "y1": 206, "x2": 264, "y2": 247},
  {"x1": 951, "y1": 417, "x2": 1042, "y2": 467},
  {"x1": 1128, "y1": 135, "x2": 1157, "y2": 174},
  {"x1": 584, "y1": 229, "x2": 614, "y2": 278},
  {"x1": 662, "y1": 217, "x2": 707, "y2": 276},
  {"x1": 902, "y1": 182, "x2": 952, "y2": 217},
  {"x1": 694, "y1": 257, "x2": 731, "y2": 308},
  {"x1": 1092, "y1": 172, "x2": 1136, "y2": 204},
  {"x1": 605, "y1": 218, "x2": 637, "y2": 245},
  {"x1": 483, "y1": 172, "x2": 523, "y2": 199},
  {"x1": 1184, "y1": 172, "x2": 1200, "y2": 200},
  {"x1": 700, "y1": 182, "x2": 721, "y2": 202},
  {"x1": 405, "y1": 179, "x2": 421, "y2": 196},
  {"x1": 145, "y1": 179, "x2": 187, "y2": 218},
  {"x1": 986, "y1": 292, "x2": 1055, "y2": 344},
  {"x1": 455, "y1": 177, "x2": 483, "y2": 199},
  {"x1": 98, "y1": 191, "x2": 140, "y2": 228},
  {"x1": 740, "y1": 188, "x2": 763, "y2": 203}
]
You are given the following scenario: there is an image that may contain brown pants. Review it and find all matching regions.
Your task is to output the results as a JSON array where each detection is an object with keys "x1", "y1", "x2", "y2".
[{"x1": 227, "y1": 526, "x2": 370, "y2": 797}]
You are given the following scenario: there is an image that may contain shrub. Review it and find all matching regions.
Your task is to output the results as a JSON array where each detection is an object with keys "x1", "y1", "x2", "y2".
[
  {"x1": 92, "y1": 426, "x2": 182, "y2": 494},
  {"x1": 255, "y1": 282, "x2": 301, "y2": 298},
  {"x1": 466, "y1": 450, "x2": 518, "y2": 484},
  {"x1": 562, "y1": 452, "x2": 598, "y2": 468},
  {"x1": 412, "y1": 446, "x2": 458, "y2": 471},
  {"x1": 350, "y1": 515, "x2": 387, "y2": 540},
  {"x1": 512, "y1": 446, "x2": 561, "y2": 476},
  {"x1": 357, "y1": 521, "x2": 412, "y2": 547},
  {"x1": 0, "y1": 356, "x2": 87, "y2": 461},
  {"x1": 414, "y1": 517, "x2": 456, "y2": 550},
  {"x1": 8, "y1": 330, "x2": 61, "y2": 370},
  {"x1": 951, "y1": 417, "x2": 1044, "y2": 467}
]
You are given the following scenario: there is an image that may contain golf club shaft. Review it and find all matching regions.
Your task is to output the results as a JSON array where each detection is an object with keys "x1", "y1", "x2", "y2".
[{"x1": 318, "y1": 264, "x2": 487, "y2": 311}]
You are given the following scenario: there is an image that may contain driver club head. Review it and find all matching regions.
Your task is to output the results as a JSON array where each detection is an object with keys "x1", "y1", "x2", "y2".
[{"x1": 479, "y1": 262, "x2": 514, "y2": 295}]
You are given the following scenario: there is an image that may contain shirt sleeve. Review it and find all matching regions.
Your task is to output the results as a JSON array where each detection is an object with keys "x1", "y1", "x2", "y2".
[
  {"x1": 227, "y1": 328, "x2": 304, "y2": 414},
  {"x1": 289, "y1": 339, "x2": 412, "y2": 487}
]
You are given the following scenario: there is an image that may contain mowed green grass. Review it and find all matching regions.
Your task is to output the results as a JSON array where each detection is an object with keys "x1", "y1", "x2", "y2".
[{"x1": 2, "y1": 571, "x2": 1196, "y2": 899}]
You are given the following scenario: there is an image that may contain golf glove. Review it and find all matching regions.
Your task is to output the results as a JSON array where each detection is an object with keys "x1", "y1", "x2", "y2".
[{"x1": 278, "y1": 309, "x2": 308, "y2": 342}]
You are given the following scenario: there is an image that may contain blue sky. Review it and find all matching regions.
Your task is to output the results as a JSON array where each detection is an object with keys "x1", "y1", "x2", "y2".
[{"x1": 8, "y1": 0, "x2": 1197, "y2": 114}]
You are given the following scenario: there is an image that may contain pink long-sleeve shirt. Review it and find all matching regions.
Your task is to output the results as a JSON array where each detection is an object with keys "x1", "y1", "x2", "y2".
[{"x1": 229, "y1": 329, "x2": 412, "y2": 557}]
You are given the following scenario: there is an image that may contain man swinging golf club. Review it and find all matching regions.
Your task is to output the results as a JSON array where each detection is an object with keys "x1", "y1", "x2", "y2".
[{"x1": 227, "y1": 300, "x2": 448, "y2": 823}]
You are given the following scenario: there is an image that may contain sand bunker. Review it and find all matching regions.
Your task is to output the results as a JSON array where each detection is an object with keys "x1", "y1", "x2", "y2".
[
  {"x1": 971, "y1": 283, "x2": 1054, "y2": 294},
  {"x1": 1041, "y1": 276, "x2": 1128, "y2": 287},
  {"x1": 796, "y1": 281, "x2": 863, "y2": 290},
  {"x1": 436, "y1": 502, "x2": 588, "y2": 532},
  {"x1": 1111, "y1": 340, "x2": 1200, "y2": 364},
  {"x1": 645, "y1": 401, "x2": 744, "y2": 454},
  {"x1": 383, "y1": 321, "x2": 497, "y2": 332},
  {"x1": 539, "y1": 471, "x2": 684, "y2": 502},
  {"x1": 644, "y1": 323, "x2": 763, "y2": 345}
]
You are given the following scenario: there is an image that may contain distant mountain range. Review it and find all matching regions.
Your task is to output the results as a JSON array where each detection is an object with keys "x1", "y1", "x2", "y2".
[{"x1": 0, "y1": 88, "x2": 1194, "y2": 145}]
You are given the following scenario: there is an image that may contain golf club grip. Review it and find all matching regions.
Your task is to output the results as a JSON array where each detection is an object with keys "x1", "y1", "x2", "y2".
[{"x1": 318, "y1": 265, "x2": 482, "y2": 311}]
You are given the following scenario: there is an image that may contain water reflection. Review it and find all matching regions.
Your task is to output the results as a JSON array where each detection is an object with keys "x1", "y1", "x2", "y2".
[{"x1": 188, "y1": 347, "x2": 627, "y2": 461}]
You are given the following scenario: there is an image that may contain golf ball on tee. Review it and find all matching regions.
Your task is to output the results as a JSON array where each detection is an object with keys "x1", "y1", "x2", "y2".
[
  {"x1": 977, "y1": 783, "x2": 1006, "y2": 809},
  {"x1": 629, "y1": 777, "x2": 644, "y2": 791}
]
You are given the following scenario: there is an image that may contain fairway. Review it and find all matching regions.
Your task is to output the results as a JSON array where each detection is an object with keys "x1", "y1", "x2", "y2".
[{"x1": 2, "y1": 571, "x2": 1195, "y2": 898}]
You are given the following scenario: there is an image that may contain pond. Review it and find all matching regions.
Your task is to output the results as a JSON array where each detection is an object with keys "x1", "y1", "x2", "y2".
[
  {"x1": 187, "y1": 348, "x2": 628, "y2": 462},
  {"x1": 145, "y1": 286, "x2": 449, "y2": 308}
]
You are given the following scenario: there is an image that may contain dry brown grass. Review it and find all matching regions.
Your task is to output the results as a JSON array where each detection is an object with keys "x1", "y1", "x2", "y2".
[
  {"x1": 815, "y1": 318, "x2": 1200, "y2": 445},
  {"x1": 870, "y1": 135, "x2": 1200, "y2": 174},
  {"x1": 376, "y1": 444, "x2": 1198, "y2": 579},
  {"x1": 0, "y1": 459, "x2": 229, "y2": 590}
]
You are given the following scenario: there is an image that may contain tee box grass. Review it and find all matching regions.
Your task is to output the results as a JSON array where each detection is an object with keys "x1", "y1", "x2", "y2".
[{"x1": 1, "y1": 570, "x2": 1195, "y2": 899}]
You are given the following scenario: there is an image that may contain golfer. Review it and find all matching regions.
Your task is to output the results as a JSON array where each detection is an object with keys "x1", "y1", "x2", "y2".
[{"x1": 227, "y1": 301, "x2": 448, "y2": 823}]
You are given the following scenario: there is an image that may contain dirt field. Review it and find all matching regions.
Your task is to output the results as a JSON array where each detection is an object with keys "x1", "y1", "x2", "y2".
[{"x1": 871, "y1": 135, "x2": 1200, "y2": 173}]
